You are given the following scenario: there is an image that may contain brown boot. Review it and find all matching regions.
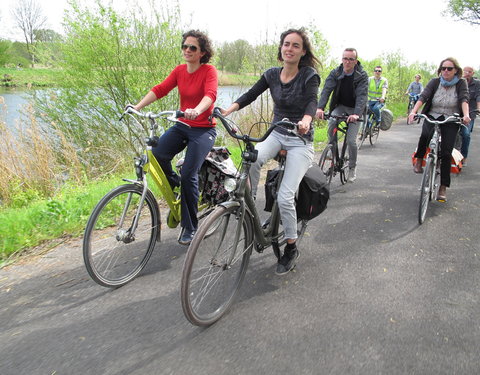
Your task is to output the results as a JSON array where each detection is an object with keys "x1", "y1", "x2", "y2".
[
  {"x1": 437, "y1": 185, "x2": 447, "y2": 202},
  {"x1": 413, "y1": 158, "x2": 423, "y2": 173}
]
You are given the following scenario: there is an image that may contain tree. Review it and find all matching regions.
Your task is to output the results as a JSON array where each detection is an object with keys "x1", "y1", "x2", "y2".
[
  {"x1": 11, "y1": 0, "x2": 47, "y2": 66},
  {"x1": 445, "y1": 0, "x2": 480, "y2": 25}
]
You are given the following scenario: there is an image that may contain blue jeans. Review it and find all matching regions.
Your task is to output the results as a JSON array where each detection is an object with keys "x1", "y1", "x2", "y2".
[
  {"x1": 460, "y1": 119, "x2": 475, "y2": 158},
  {"x1": 153, "y1": 124, "x2": 216, "y2": 231},
  {"x1": 368, "y1": 100, "x2": 384, "y2": 123}
]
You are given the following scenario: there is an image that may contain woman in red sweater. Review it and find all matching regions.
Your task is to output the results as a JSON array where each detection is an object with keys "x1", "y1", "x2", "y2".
[{"x1": 133, "y1": 30, "x2": 217, "y2": 245}]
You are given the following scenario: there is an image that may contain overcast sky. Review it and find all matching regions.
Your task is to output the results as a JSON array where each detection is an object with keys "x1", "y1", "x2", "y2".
[{"x1": 1, "y1": 0, "x2": 479, "y2": 68}]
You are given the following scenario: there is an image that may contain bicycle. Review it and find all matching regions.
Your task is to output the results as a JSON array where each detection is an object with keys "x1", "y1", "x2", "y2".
[
  {"x1": 415, "y1": 113, "x2": 463, "y2": 224},
  {"x1": 358, "y1": 106, "x2": 380, "y2": 149},
  {"x1": 407, "y1": 93, "x2": 421, "y2": 124},
  {"x1": 83, "y1": 107, "x2": 238, "y2": 288},
  {"x1": 318, "y1": 113, "x2": 362, "y2": 185},
  {"x1": 180, "y1": 108, "x2": 310, "y2": 326}
]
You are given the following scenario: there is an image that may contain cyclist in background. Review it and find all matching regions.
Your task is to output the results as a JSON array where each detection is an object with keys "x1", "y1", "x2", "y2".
[
  {"x1": 405, "y1": 74, "x2": 423, "y2": 111},
  {"x1": 367, "y1": 66, "x2": 388, "y2": 124},
  {"x1": 316, "y1": 48, "x2": 369, "y2": 183},
  {"x1": 406, "y1": 74, "x2": 424, "y2": 101},
  {"x1": 221, "y1": 28, "x2": 321, "y2": 275},
  {"x1": 460, "y1": 66, "x2": 480, "y2": 166},
  {"x1": 131, "y1": 30, "x2": 217, "y2": 245},
  {"x1": 408, "y1": 57, "x2": 470, "y2": 202}
]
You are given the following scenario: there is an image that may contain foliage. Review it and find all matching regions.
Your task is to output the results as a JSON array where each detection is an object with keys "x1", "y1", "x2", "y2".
[
  {"x1": 444, "y1": 0, "x2": 480, "y2": 25},
  {"x1": 32, "y1": 0, "x2": 184, "y2": 174}
]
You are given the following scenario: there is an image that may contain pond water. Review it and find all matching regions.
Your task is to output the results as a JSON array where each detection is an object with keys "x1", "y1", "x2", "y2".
[{"x1": 0, "y1": 86, "x2": 248, "y2": 130}]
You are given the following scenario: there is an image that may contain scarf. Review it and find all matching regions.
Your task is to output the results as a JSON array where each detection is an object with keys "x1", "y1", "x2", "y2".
[{"x1": 440, "y1": 76, "x2": 459, "y2": 87}]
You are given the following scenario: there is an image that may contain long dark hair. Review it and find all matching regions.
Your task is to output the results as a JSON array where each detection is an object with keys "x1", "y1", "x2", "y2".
[
  {"x1": 182, "y1": 30, "x2": 214, "y2": 64},
  {"x1": 277, "y1": 28, "x2": 322, "y2": 69}
]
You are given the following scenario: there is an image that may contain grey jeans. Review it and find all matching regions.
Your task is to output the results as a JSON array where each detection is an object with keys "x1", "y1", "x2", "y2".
[
  {"x1": 328, "y1": 105, "x2": 361, "y2": 168},
  {"x1": 250, "y1": 130, "x2": 314, "y2": 240}
]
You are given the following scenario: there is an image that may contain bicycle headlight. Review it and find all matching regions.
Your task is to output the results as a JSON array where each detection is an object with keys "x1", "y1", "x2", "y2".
[{"x1": 224, "y1": 178, "x2": 237, "y2": 192}]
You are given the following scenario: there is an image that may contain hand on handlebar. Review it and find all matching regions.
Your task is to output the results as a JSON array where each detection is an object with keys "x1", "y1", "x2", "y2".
[
  {"x1": 297, "y1": 120, "x2": 309, "y2": 135},
  {"x1": 407, "y1": 113, "x2": 416, "y2": 124},
  {"x1": 462, "y1": 114, "x2": 471, "y2": 125},
  {"x1": 347, "y1": 114, "x2": 359, "y2": 123},
  {"x1": 315, "y1": 108, "x2": 325, "y2": 120},
  {"x1": 183, "y1": 108, "x2": 199, "y2": 120}
]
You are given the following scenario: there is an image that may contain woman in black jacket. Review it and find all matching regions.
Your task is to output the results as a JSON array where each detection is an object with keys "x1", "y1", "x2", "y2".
[{"x1": 408, "y1": 57, "x2": 470, "y2": 202}]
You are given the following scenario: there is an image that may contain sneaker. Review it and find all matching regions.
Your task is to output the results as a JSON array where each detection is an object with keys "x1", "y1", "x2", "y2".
[
  {"x1": 275, "y1": 246, "x2": 300, "y2": 275},
  {"x1": 347, "y1": 167, "x2": 356, "y2": 183},
  {"x1": 178, "y1": 228, "x2": 196, "y2": 245}
]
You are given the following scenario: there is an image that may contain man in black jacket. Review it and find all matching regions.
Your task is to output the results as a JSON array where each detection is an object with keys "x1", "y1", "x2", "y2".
[{"x1": 316, "y1": 48, "x2": 368, "y2": 182}]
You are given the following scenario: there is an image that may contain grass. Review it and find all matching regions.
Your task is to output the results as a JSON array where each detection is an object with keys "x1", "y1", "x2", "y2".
[
  {"x1": 0, "y1": 175, "x2": 127, "y2": 265},
  {"x1": 0, "y1": 67, "x2": 63, "y2": 87}
]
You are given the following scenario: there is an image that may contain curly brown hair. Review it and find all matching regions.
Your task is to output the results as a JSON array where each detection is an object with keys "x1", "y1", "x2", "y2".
[
  {"x1": 437, "y1": 57, "x2": 463, "y2": 78},
  {"x1": 277, "y1": 28, "x2": 322, "y2": 69},
  {"x1": 182, "y1": 30, "x2": 214, "y2": 64}
]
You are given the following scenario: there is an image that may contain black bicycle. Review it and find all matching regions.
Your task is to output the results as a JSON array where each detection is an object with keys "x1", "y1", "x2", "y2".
[{"x1": 318, "y1": 114, "x2": 362, "y2": 185}]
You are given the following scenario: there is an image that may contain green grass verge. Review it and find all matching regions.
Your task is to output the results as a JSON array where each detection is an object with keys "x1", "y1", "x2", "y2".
[{"x1": 0, "y1": 67, "x2": 63, "y2": 87}]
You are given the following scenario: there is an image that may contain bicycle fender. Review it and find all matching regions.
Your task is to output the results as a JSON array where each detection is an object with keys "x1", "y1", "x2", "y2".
[
  {"x1": 145, "y1": 189, "x2": 161, "y2": 242},
  {"x1": 218, "y1": 200, "x2": 241, "y2": 209}
]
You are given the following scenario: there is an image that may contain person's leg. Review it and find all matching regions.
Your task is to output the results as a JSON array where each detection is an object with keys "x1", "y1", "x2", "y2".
[
  {"x1": 460, "y1": 119, "x2": 474, "y2": 160},
  {"x1": 276, "y1": 139, "x2": 314, "y2": 241},
  {"x1": 152, "y1": 125, "x2": 187, "y2": 188},
  {"x1": 248, "y1": 131, "x2": 282, "y2": 198},
  {"x1": 179, "y1": 127, "x2": 216, "y2": 232},
  {"x1": 439, "y1": 122, "x2": 460, "y2": 189},
  {"x1": 373, "y1": 101, "x2": 385, "y2": 123},
  {"x1": 346, "y1": 121, "x2": 360, "y2": 169},
  {"x1": 275, "y1": 138, "x2": 313, "y2": 275}
]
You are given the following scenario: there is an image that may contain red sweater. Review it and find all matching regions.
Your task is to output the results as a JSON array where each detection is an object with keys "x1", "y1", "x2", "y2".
[{"x1": 151, "y1": 64, "x2": 217, "y2": 127}]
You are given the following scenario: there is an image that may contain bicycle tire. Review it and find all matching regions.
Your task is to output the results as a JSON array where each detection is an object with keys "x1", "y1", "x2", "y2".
[
  {"x1": 83, "y1": 184, "x2": 159, "y2": 287},
  {"x1": 418, "y1": 157, "x2": 434, "y2": 224},
  {"x1": 407, "y1": 100, "x2": 414, "y2": 116},
  {"x1": 181, "y1": 205, "x2": 253, "y2": 326},
  {"x1": 339, "y1": 141, "x2": 350, "y2": 185},
  {"x1": 318, "y1": 145, "x2": 334, "y2": 186},
  {"x1": 369, "y1": 123, "x2": 380, "y2": 145},
  {"x1": 357, "y1": 123, "x2": 368, "y2": 150}
]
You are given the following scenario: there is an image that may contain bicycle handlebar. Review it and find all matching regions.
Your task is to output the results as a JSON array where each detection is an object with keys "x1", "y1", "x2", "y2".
[
  {"x1": 323, "y1": 113, "x2": 364, "y2": 122},
  {"x1": 211, "y1": 107, "x2": 302, "y2": 143},
  {"x1": 120, "y1": 105, "x2": 186, "y2": 124},
  {"x1": 414, "y1": 113, "x2": 463, "y2": 125}
]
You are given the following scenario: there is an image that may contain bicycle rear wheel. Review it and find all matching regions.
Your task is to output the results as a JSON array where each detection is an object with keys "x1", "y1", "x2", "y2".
[
  {"x1": 83, "y1": 184, "x2": 159, "y2": 287},
  {"x1": 418, "y1": 157, "x2": 434, "y2": 224},
  {"x1": 339, "y1": 142, "x2": 350, "y2": 185},
  {"x1": 318, "y1": 144, "x2": 334, "y2": 186},
  {"x1": 181, "y1": 205, "x2": 253, "y2": 326},
  {"x1": 369, "y1": 123, "x2": 380, "y2": 145}
]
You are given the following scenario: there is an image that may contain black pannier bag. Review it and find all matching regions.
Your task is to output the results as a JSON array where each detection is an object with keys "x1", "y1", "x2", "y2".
[
  {"x1": 295, "y1": 164, "x2": 329, "y2": 220},
  {"x1": 264, "y1": 167, "x2": 280, "y2": 212}
]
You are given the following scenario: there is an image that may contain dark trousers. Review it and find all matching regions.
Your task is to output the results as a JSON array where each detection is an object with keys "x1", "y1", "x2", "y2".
[
  {"x1": 414, "y1": 121, "x2": 459, "y2": 187},
  {"x1": 153, "y1": 124, "x2": 216, "y2": 231}
]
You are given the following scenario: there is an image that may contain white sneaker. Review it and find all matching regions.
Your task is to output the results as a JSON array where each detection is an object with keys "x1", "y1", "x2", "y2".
[{"x1": 347, "y1": 167, "x2": 356, "y2": 183}]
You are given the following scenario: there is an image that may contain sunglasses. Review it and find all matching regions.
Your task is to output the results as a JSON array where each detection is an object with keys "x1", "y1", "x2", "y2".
[
  {"x1": 441, "y1": 66, "x2": 455, "y2": 71},
  {"x1": 342, "y1": 57, "x2": 356, "y2": 62},
  {"x1": 374, "y1": 69, "x2": 382, "y2": 72},
  {"x1": 182, "y1": 44, "x2": 198, "y2": 52}
]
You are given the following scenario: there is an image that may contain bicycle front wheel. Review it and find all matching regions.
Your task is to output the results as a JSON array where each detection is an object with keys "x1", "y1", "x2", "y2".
[
  {"x1": 181, "y1": 205, "x2": 253, "y2": 326},
  {"x1": 318, "y1": 144, "x2": 334, "y2": 186},
  {"x1": 418, "y1": 157, "x2": 434, "y2": 224},
  {"x1": 83, "y1": 184, "x2": 160, "y2": 287},
  {"x1": 369, "y1": 124, "x2": 380, "y2": 145},
  {"x1": 339, "y1": 142, "x2": 350, "y2": 185},
  {"x1": 357, "y1": 124, "x2": 368, "y2": 150}
]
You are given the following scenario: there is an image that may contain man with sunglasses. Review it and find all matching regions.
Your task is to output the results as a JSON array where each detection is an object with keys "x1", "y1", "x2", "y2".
[
  {"x1": 316, "y1": 48, "x2": 368, "y2": 182},
  {"x1": 367, "y1": 66, "x2": 388, "y2": 125}
]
